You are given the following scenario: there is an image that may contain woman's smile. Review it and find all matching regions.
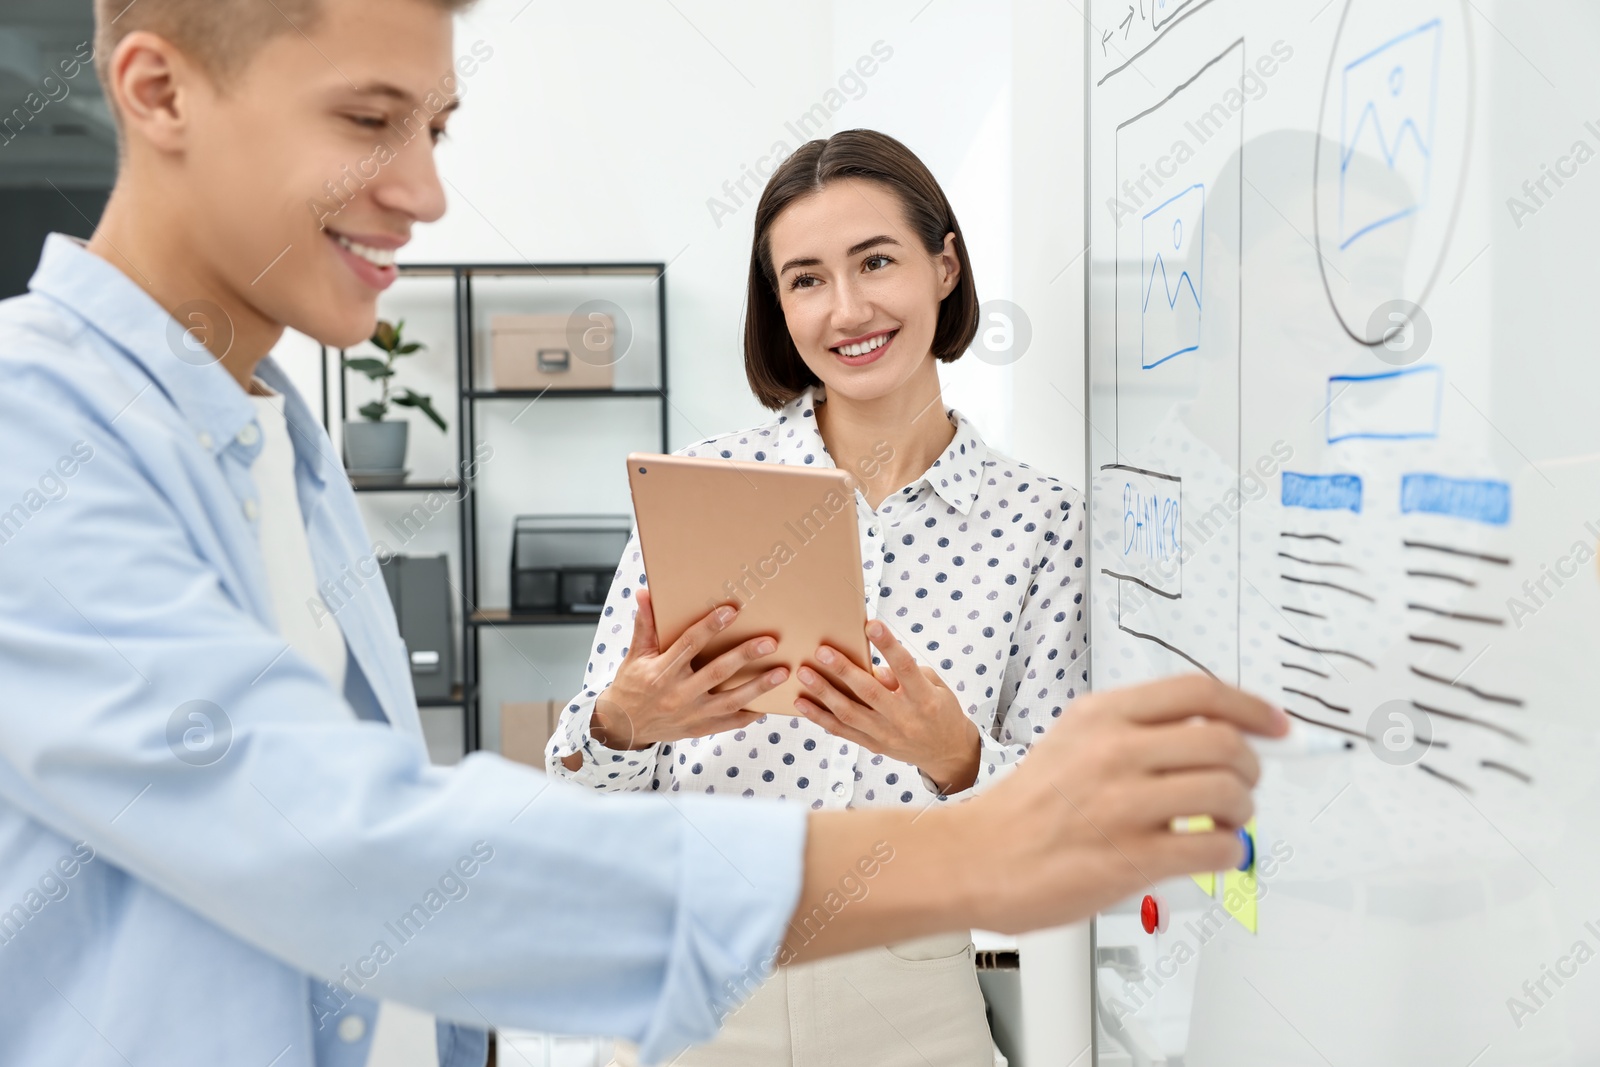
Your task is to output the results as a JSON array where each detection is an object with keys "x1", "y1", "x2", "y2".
[{"x1": 832, "y1": 327, "x2": 899, "y2": 366}]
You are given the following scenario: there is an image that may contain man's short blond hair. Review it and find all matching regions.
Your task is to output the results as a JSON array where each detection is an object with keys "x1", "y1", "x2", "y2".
[{"x1": 95, "y1": 0, "x2": 477, "y2": 89}]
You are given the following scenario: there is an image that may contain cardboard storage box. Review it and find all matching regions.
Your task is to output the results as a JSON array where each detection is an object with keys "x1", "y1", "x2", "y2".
[
  {"x1": 500, "y1": 700, "x2": 562, "y2": 767},
  {"x1": 490, "y1": 313, "x2": 616, "y2": 391}
]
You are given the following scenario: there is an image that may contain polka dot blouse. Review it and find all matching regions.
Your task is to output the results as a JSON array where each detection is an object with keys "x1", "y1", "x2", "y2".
[{"x1": 546, "y1": 387, "x2": 1087, "y2": 810}]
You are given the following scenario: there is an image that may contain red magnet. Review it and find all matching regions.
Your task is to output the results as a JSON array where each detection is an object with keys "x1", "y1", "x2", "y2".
[{"x1": 1140, "y1": 894, "x2": 1160, "y2": 934}]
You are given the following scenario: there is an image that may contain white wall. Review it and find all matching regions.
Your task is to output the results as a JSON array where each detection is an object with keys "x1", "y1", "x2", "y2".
[
  {"x1": 1012, "y1": 0, "x2": 1088, "y2": 484},
  {"x1": 830, "y1": 0, "x2": 1016, "y2": 450}
]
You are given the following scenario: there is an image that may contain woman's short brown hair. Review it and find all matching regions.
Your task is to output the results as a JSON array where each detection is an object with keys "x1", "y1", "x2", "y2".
[{"x1": 743, "y1": 129, "x2": 980, "y2": 410}]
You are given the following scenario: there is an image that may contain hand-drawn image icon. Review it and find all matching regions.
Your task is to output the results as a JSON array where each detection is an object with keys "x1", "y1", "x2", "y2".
[
  {"x1": 1313, "y1": 2, "x2": 1469, "y2": 347},
  {"x1": 1339, "y1": 19, "x2": 1442, "y2": 250},
  {"x1": 1140, "y1": 183, "x2": 1204, "y2": 369}
]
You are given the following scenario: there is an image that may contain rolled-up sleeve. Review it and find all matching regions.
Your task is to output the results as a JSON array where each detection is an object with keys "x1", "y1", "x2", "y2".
[{"x1": 0, "y1": 374, "x2": 805, "y2": 1064}]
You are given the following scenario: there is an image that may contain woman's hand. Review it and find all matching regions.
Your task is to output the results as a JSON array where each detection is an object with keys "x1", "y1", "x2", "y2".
[
  {"x1": 794, "y1": 619, "x2": 981, "y2": 794},
  {"x1": 572, "y1": 589, "x2": 788, "y2": 762}
]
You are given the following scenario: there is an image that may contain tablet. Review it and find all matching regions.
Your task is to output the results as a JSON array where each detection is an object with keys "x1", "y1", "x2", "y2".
[{"x1": 626, "y1": 452, "x2": 871, "y2": 718}]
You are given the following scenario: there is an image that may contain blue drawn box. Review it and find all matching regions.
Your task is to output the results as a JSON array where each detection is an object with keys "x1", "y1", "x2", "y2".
[
  {"x1": 1326, "y1": 365, "x2": 1443, "y2": 443},
  {"x1": 1400, "y1": 474, "x2": 1510, "y2": 525},
  {"x1": 1282, "y1": 472, "x2": 1363, "y2": 513}
]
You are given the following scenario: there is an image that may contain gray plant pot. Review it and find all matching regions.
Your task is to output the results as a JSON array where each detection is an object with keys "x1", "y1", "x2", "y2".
[{"x1": 344, "y1": 420, "x2": 409, "y2": 471}]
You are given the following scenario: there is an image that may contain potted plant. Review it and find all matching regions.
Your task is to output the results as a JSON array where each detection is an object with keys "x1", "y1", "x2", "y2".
[{"x1": 342, "y1": 319, "x2": 448, "y2": 479}]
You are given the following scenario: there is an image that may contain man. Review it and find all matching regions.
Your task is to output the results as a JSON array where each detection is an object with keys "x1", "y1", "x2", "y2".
[{"x1": 0, "y1": 1, "x2": 1283, "y2": 1065}]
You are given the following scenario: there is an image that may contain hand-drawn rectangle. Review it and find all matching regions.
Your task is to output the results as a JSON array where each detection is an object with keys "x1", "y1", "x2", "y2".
[
  {"x1": 1101, "y1": 463, "x2": 1183, "y2": 597},
  {"x1": 1340, "y1": 19, "x2": 1443, "y2": 249},
  {"x1": 1326, "y1": 365, "x2": 1443, "y2": 443},
  {"x1": 1141, "y1": 184, "x2": 1205, "y2": 369},
  {"x1": 1282, "y1": 471, "x2": 1364, "y2": 513},
  {"x1": 1400, "y1": 474, "x2": 1511, "y2": 525}
]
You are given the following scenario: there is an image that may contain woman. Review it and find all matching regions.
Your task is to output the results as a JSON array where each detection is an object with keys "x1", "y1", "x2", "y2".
[{"x1": 548, "y1": 129, "x2": 1086, "y2": 1067}]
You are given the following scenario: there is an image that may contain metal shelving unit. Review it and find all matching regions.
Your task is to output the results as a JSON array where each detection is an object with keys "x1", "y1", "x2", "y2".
[
  {"x1": 418, "y1": 685, "x2": 468, "y2": 709},
  {"x1": 351, "y1": 480, "x2": 461, "y2": 494},
  {"x1": 322, "y1": 261, "x2": 669, "y2": 753}
]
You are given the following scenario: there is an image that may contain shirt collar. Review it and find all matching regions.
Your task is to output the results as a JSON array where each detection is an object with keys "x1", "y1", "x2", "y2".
[
  {"x1": 774, "y1": 388, "x2": 831, "y2": 466},
  {"x1": 788, "y1": 386, "x2": 989, "y2": 515},
  {"x1": 28, "y1": 234, "x2": 259, "y2": 460},
  {"x1": 921, "y1": 405, "x2": 988, "y2": 515}
]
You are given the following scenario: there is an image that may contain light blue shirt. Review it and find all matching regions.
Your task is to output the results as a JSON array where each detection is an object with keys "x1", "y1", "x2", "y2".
[{"x1": 0, "y1": 235, "x2": 806, "y2": 1067}]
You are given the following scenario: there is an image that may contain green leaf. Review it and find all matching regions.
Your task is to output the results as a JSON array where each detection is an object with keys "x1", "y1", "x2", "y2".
[
  {"x1": 343, "y1": 357, "x2": 394, "y2": 379},
  {"x1": 394, "y1": 342, "x2": 425, "y2": 355},
  {"x1": 358, "y1": 400, "x2": 388, "y2": 422},
  {"x1": 394, "y1": 390, "x2": 449, "y2": 433}
]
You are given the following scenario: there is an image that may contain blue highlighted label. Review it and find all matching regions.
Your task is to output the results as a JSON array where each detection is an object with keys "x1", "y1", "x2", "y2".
[
  {"x1": 1282, "y1": 472, "x2": 1363, "y2": 513},
  {"x1": 1400, "y1": 474, "x2": 1510, "y2": 526}
]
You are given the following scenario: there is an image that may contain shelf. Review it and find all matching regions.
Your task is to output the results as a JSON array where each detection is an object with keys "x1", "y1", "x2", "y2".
[
  {"x1": 379, "y1": 265, "x2": 457, "y2": 278},
  {"x1": 321, "y1": 258, "x2": 670, "y2": 755},
  {"x1": 350, "y1": 480, "x2": 462, "y2": 494},
  {"x1": 470, "y1": 609, "x2": 603, "y2": 627},
  {"x1": 465, "y1": 388, "x2": 664, "y2": 401},
  {"x1": 975, "y1": 949, "x2": 1020, "y2": 971},
  {"x1": 395, "y1": 262, "x2": 665, "y2": 278}
]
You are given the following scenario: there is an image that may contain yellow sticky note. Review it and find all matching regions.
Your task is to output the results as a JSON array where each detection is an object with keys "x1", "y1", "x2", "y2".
[
  {"x1": 1178, "y1": 815, "x2": 1217, "y2": 895},
  {"x1": 1222, "y1": 818, "x2": 1258, "y2": 934}
]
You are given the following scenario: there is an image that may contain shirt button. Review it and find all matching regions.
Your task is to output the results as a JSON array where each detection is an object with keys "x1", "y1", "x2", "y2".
[
  {"x1": 197, "y1": 431, "x2": 214, "y2": 451},
  {"x1": 243, "y1": 499, "x2": 259, "y2": 522},
  {"x1": 831, "y1": 781, "x2": 846, "y2": 795},
  {"x1": 237, "y1": 423, "x2": 260, "y2": 447},
  {"x1": 338, "y1": 1015, "x2": 366, "y2": 1043}
]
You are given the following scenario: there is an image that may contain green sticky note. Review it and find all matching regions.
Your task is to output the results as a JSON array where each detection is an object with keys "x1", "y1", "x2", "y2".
[{"x1": 1180, "y1": 815, "x2": 1217, "y2": 895}]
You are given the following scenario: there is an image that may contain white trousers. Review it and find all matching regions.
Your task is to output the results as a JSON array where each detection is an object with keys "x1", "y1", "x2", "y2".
[{"x1": 611, "y1": 932, "x2": 994, "y2": 1067}]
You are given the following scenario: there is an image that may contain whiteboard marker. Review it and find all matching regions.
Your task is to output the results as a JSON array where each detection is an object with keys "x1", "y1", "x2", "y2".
[{"x1": 1248, "y1": 721, "x2": 1354, "y2": 759}]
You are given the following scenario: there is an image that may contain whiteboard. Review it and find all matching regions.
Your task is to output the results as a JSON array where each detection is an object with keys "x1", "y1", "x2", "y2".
[{"x1": 1085, "y1": 1, "x2": 1600, "y2": 1063}]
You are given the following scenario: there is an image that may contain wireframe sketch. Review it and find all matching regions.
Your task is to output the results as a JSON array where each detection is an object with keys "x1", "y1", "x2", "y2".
[
  {"x1": 1141, "y1": 184, "x2": 1205, "y2": 368},
  {"x1": 1339, "y1": 19, "x2": 1442, "y2": 249}
]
